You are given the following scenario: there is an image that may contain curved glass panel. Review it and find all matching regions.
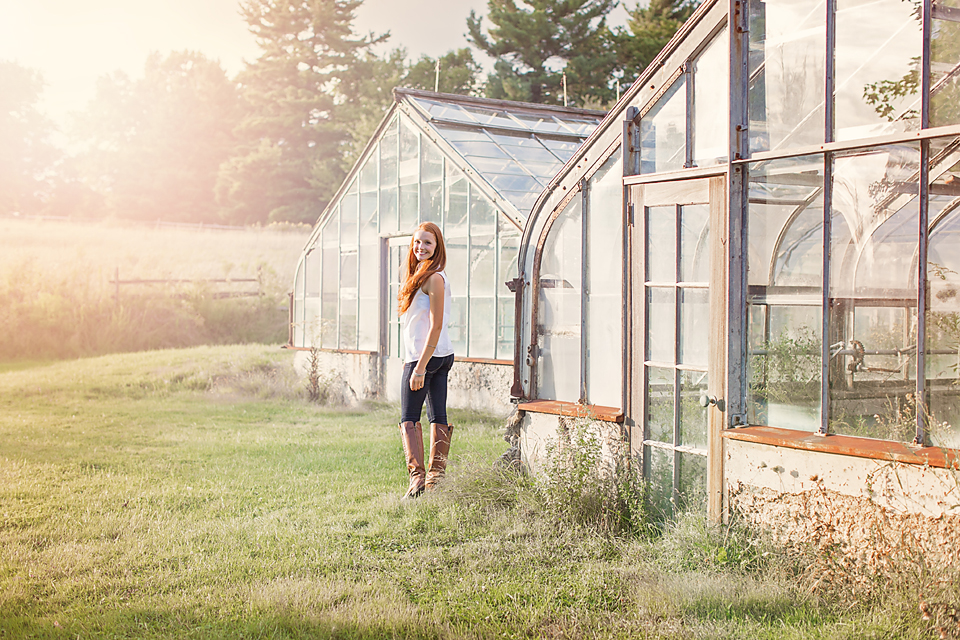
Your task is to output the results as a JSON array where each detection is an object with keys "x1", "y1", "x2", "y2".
[
  {"x1": 537, "y1": 196, "x2": 583, "y2": 402},
  {"x1": 320, "y1": 212, "x2": 339, "y2": 349}
]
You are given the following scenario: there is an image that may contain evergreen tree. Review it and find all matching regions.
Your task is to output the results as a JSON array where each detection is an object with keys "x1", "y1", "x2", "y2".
[
  {"x1": 337, "y1": 47, "x2": 482, "y2": 170},
  {"x1": 217, "y1": 0, "x2": 381, "y2": 224},
  {"x1": 0, "y1": 61, "x2": 57, "y2": 215},
  {"x1": 466, "y1": 0, "x2": 618, "y2": 106},
  {"x1": 612, "y1": 0, "x2": 700, "y2": 86},
  {"x1": 72, "y1": 51, "x2": 239, "y2": 222}
]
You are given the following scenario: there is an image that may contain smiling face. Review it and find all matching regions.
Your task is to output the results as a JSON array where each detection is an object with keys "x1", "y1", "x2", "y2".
[{"x1": 412, "y1": 229, "x2": 437, "y2": 262}]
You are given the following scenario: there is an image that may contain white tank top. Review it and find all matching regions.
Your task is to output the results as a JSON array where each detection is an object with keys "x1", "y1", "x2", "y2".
[{"x1": 401, "y1": 270, "x2": 455, "y2": 363}]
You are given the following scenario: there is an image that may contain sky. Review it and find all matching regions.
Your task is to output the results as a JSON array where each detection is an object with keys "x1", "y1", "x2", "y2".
[{"x1": 0, "y1": 0, "x2": 628, "y2": 129}]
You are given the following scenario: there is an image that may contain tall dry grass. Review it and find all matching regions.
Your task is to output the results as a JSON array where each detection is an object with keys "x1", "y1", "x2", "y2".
[{"x1": 0, "y1": 218, "x2": 310, "y2": 360}]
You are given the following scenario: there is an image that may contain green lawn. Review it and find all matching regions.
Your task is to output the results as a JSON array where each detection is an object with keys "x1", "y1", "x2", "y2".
[{"x1": 0, "y1": 346, "x2": 932, "y2": 639}]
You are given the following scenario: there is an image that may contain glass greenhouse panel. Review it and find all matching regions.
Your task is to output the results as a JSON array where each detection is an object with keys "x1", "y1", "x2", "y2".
[
  {"x1": 679, "y1": 370, "x2": 708, "y2": 449},
  {"x1": 932, "y1": 2, "x2": 960, "y2": 128},
  {"x1": 421, "y1": 136, "x2": 444, "y2": 225},
  {"x1": 679, "y1": 287, "x2": 709, "y2": 366},
  {"x1": 694, "y1": 28, "x2": 729, "y2": 167},
  {"x1": 645, "y1": 445, "x2": 674, "y2": 519},
  {"x1": 925, "y1": 136, "x2": 960, "y2": 447},
  {"x1": 646, "y1": 367, "x2": 675, "y2": 444},
  {"x1": 449, "y1": 296, "x2": 468, "y2": 357},
  {"x1": 828, "y1": 144, "x2": 919, "y2": 440},
  {"x1": 746, "y1": 155, "x2": 824, "y2": 431},
  {"x1": 321, "y1": 219, "x2": 339, "y2": 349},
  {"x1": 537, "y1": 198, "x2": 583, "y2": 402},
  {"x1": 339, "y1": 250, "x2": 358, "y2": 350},
  {"x1": 399, "y1": 118, "x2": 419, "y2": 231},
  {"x1": 641, "y1": 76, "x2": 686, "y2": 173},
  {"x1": 834, "y1": 0, "x2": 922, "y2": 140},
  {"x1": 341, "y1": 181, "x2": 358, "y2": 246},
  {"x1": 748, "y1": 0, "x2": 825, "y2": 153},
  {"x1": 646, "y1": 287, "x2": 676, "y2": 364},
  {"x1": 294, "y1": 259, "x2": 307, "y2": 346},
  {"x1": 680, "y1": 204, "x2": 710, "y2": 283},
  {"x1": 647, "y1": 205, "x2": 677, "y2": 282},
  {"x1": 469, "y1": 296, "x2": 496, "y2": 358},
  {"x1": 470, "y1": 232, "x2": 496, "y2": 298},
  {"x1": 445, "y1": 164, "x2": 469, "y2": 238},
  {"x1": 360, "y1": 148, "x2": 378, "y2": 192},
  {"x1": 586, "y1": 152, "x2": 623, "y2": 408},
  {"x1": 358, "y1": 242, "x2": 378, "y2": 352},
  {"x1": 380, "y1": 121, "x2": 399, "y2": 234},
  {"x1": 677, "y1": 452, "x2": 707, "y2": 513},
  {"x1": 498, "y1": 218, "x2": 521, "y2": 360}
]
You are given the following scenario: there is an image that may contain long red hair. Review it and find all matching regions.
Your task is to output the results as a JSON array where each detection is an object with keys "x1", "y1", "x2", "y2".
[{"x1": 398, "y1": 222, "x2": 447, "y2": 315}]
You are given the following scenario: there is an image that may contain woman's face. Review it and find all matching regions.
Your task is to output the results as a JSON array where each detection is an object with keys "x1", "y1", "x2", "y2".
[{"x1": 412, "y1": 230, "x2": 437, "y2": 262}]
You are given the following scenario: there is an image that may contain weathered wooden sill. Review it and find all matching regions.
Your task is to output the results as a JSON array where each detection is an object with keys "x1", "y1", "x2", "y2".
[
  {"x1": 517, "y1": 400, "x2": 623, "y2": 423},
  {"x1": 722, "y1": 426, "x2": 960, "y2": 469}
]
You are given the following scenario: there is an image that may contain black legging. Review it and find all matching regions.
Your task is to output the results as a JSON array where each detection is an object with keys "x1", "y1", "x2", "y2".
[{"x1": 400, "y1": 354, "x2": 454, "y2": 425}]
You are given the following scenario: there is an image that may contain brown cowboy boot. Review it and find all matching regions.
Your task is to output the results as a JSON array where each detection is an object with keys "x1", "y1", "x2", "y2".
[
  {"x1": 399, "y1": 421, "x2": 425, "y2": 499},
  {"x1": 425, "y1": 423, "x2": 454, "y2": 490}
]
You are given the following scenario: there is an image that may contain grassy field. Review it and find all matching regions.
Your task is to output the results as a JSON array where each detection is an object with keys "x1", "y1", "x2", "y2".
[
  {"x1": 0, "y1": 219, "x2": 311, "y2": 361},
  {"x1": 0, "y1": 346, "x2": 939, "y2": 639},
  {"x1": 0, "y1": 217, "x2": 310, "y2": 282}
]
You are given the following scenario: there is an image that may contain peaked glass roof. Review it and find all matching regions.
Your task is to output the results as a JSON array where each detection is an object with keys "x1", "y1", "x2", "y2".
[{"x1": 407, "y1": 94, "x2": 604, "y2": 214}]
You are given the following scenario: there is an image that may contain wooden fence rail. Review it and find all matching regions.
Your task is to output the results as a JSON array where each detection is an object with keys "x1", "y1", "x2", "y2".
[{"x1": 110, "y1": 266, "x2": 263, "y2": 304}]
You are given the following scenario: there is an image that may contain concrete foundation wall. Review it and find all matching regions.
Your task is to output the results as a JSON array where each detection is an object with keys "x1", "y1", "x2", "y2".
[
  {"x1": 519, "y1": 411, "x2": 624, "y2": 475},
  {"x1": 292, "y1": 350, "x2": 514, "y2": 416},
  {"x1": 725, "y1": 439, "x2": 960, "y2": 566}
]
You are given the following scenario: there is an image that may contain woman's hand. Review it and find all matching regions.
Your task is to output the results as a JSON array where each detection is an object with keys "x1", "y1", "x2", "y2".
[{"x1": 410, "y1": 369, "x2": 426, "y2": 391}]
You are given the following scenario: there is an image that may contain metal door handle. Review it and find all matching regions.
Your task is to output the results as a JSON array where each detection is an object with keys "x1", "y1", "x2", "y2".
[{"x1": 699, "y1": 394, "x2": 718, "y2": 408}]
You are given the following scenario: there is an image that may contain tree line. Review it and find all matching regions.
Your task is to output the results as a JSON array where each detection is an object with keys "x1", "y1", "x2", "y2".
[{"x1": 1, "y1": 0, "x2": 698, "y2": 226}]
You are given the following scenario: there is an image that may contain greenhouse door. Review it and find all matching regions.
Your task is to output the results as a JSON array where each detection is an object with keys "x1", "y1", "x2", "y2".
[
  {"x1": 383, "y1": 236, "x2": 411, "y2": 403},
  {"x1": 629, "y1": 176, "x2": 726, "y2": 520}
]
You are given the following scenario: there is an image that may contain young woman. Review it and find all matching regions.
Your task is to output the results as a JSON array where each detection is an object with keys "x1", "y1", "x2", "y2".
[{"x1": 397, "y1": 222, "x2": 455, "y2": 499}]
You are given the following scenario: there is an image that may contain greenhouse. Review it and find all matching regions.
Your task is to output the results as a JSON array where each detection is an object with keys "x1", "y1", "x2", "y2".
[
  {"x1": 510, "y1": 0, "x2": 960, "y2": 546},
  {"x1": 288, "y1": 88, "x2": 604, "y2": 408}
]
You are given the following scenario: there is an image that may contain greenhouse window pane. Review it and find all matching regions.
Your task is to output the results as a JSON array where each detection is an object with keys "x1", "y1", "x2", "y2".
[
  {"x1": 640, "y1": 76, "x2": 685, "y2": 174},
  {"x1": 360, "y1": 148, "x2": 378, "y2": 192},
  {"x1": 445, "y1": 164, "x2": 468, "y2": 237},
  {"x1": 647, "y1": 205, "x2": 677, "y2": 283},
  {"x1": 693, "y1": 28, "x2": 728, "y2": 167},
  {"x1": 746, "y1": 155, "x2": 824, "y2": 431},
  {"x1": 537, "y1": 197, "x2": 582, "y2": 402},
  {"x1": 748, "y1": 0, "x2": 825, "y2": 153},
  {"x1": 399, "y1": 118, "x2": 419, "y2": 183},
  {"x1": 470, "y1": 232, "x2": 496, "y2": 298},
  {"x1": 645, "y1": 445, "x2": 674, "y2": 520},
  {"x1": 679, "y1": 287, "x2": 709, "y2": 366},
  {"x1": 677, "y1": 452, "x2": 707, "y2": 513},
  {"x1": 646, "y1": 367, "x2": 674, "y2": 444},
  {"x1": 679, "y1": 370, "x2": 708, "y2": 449},
  {"x1": 834, "y1": 0, "x2": 921, "y2": 140},
  {"x1": 400, "y1": 183, "x2": 418, "y2": 232},
  {"x1": 340, "y1": 181, "x2": 358, "y2": 247},
  {"x1": 932, "y1": 4, "x2": 960, "y2": 127},
  {"x1": 449, "y1": 295, "x2": 467, "y2": 356},
  {"x1": 926, "y1": 136, "x2": 960, "y2": 446},
  {"x1": 646, "y1": 287, "x2": 676, "y2": 363},
  {"x1": 469, "y1": 296, "x2": 496, "y2": 358},
  {"x1": 586, "y1": 152, "x2": 623, "y2": 408},
  {"x1": 828, "y1": 144, "x2": 919, "y2": 441}
]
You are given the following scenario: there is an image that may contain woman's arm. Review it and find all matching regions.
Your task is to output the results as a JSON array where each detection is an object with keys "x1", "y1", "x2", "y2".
[{"x1": 410, "y1": 272, "x2": 445, "y2": 391}]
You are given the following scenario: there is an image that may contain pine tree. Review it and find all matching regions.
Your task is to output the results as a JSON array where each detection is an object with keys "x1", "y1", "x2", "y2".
[
  {"x1": 217, "y1": 0, "x2": 381, "y2": 224},
  {"x1": 467, "y1": 0, "x2": 618, "y2": 106},
  {"x1": 613, "y1": 0, "x2": 700, "y2": 86}
]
